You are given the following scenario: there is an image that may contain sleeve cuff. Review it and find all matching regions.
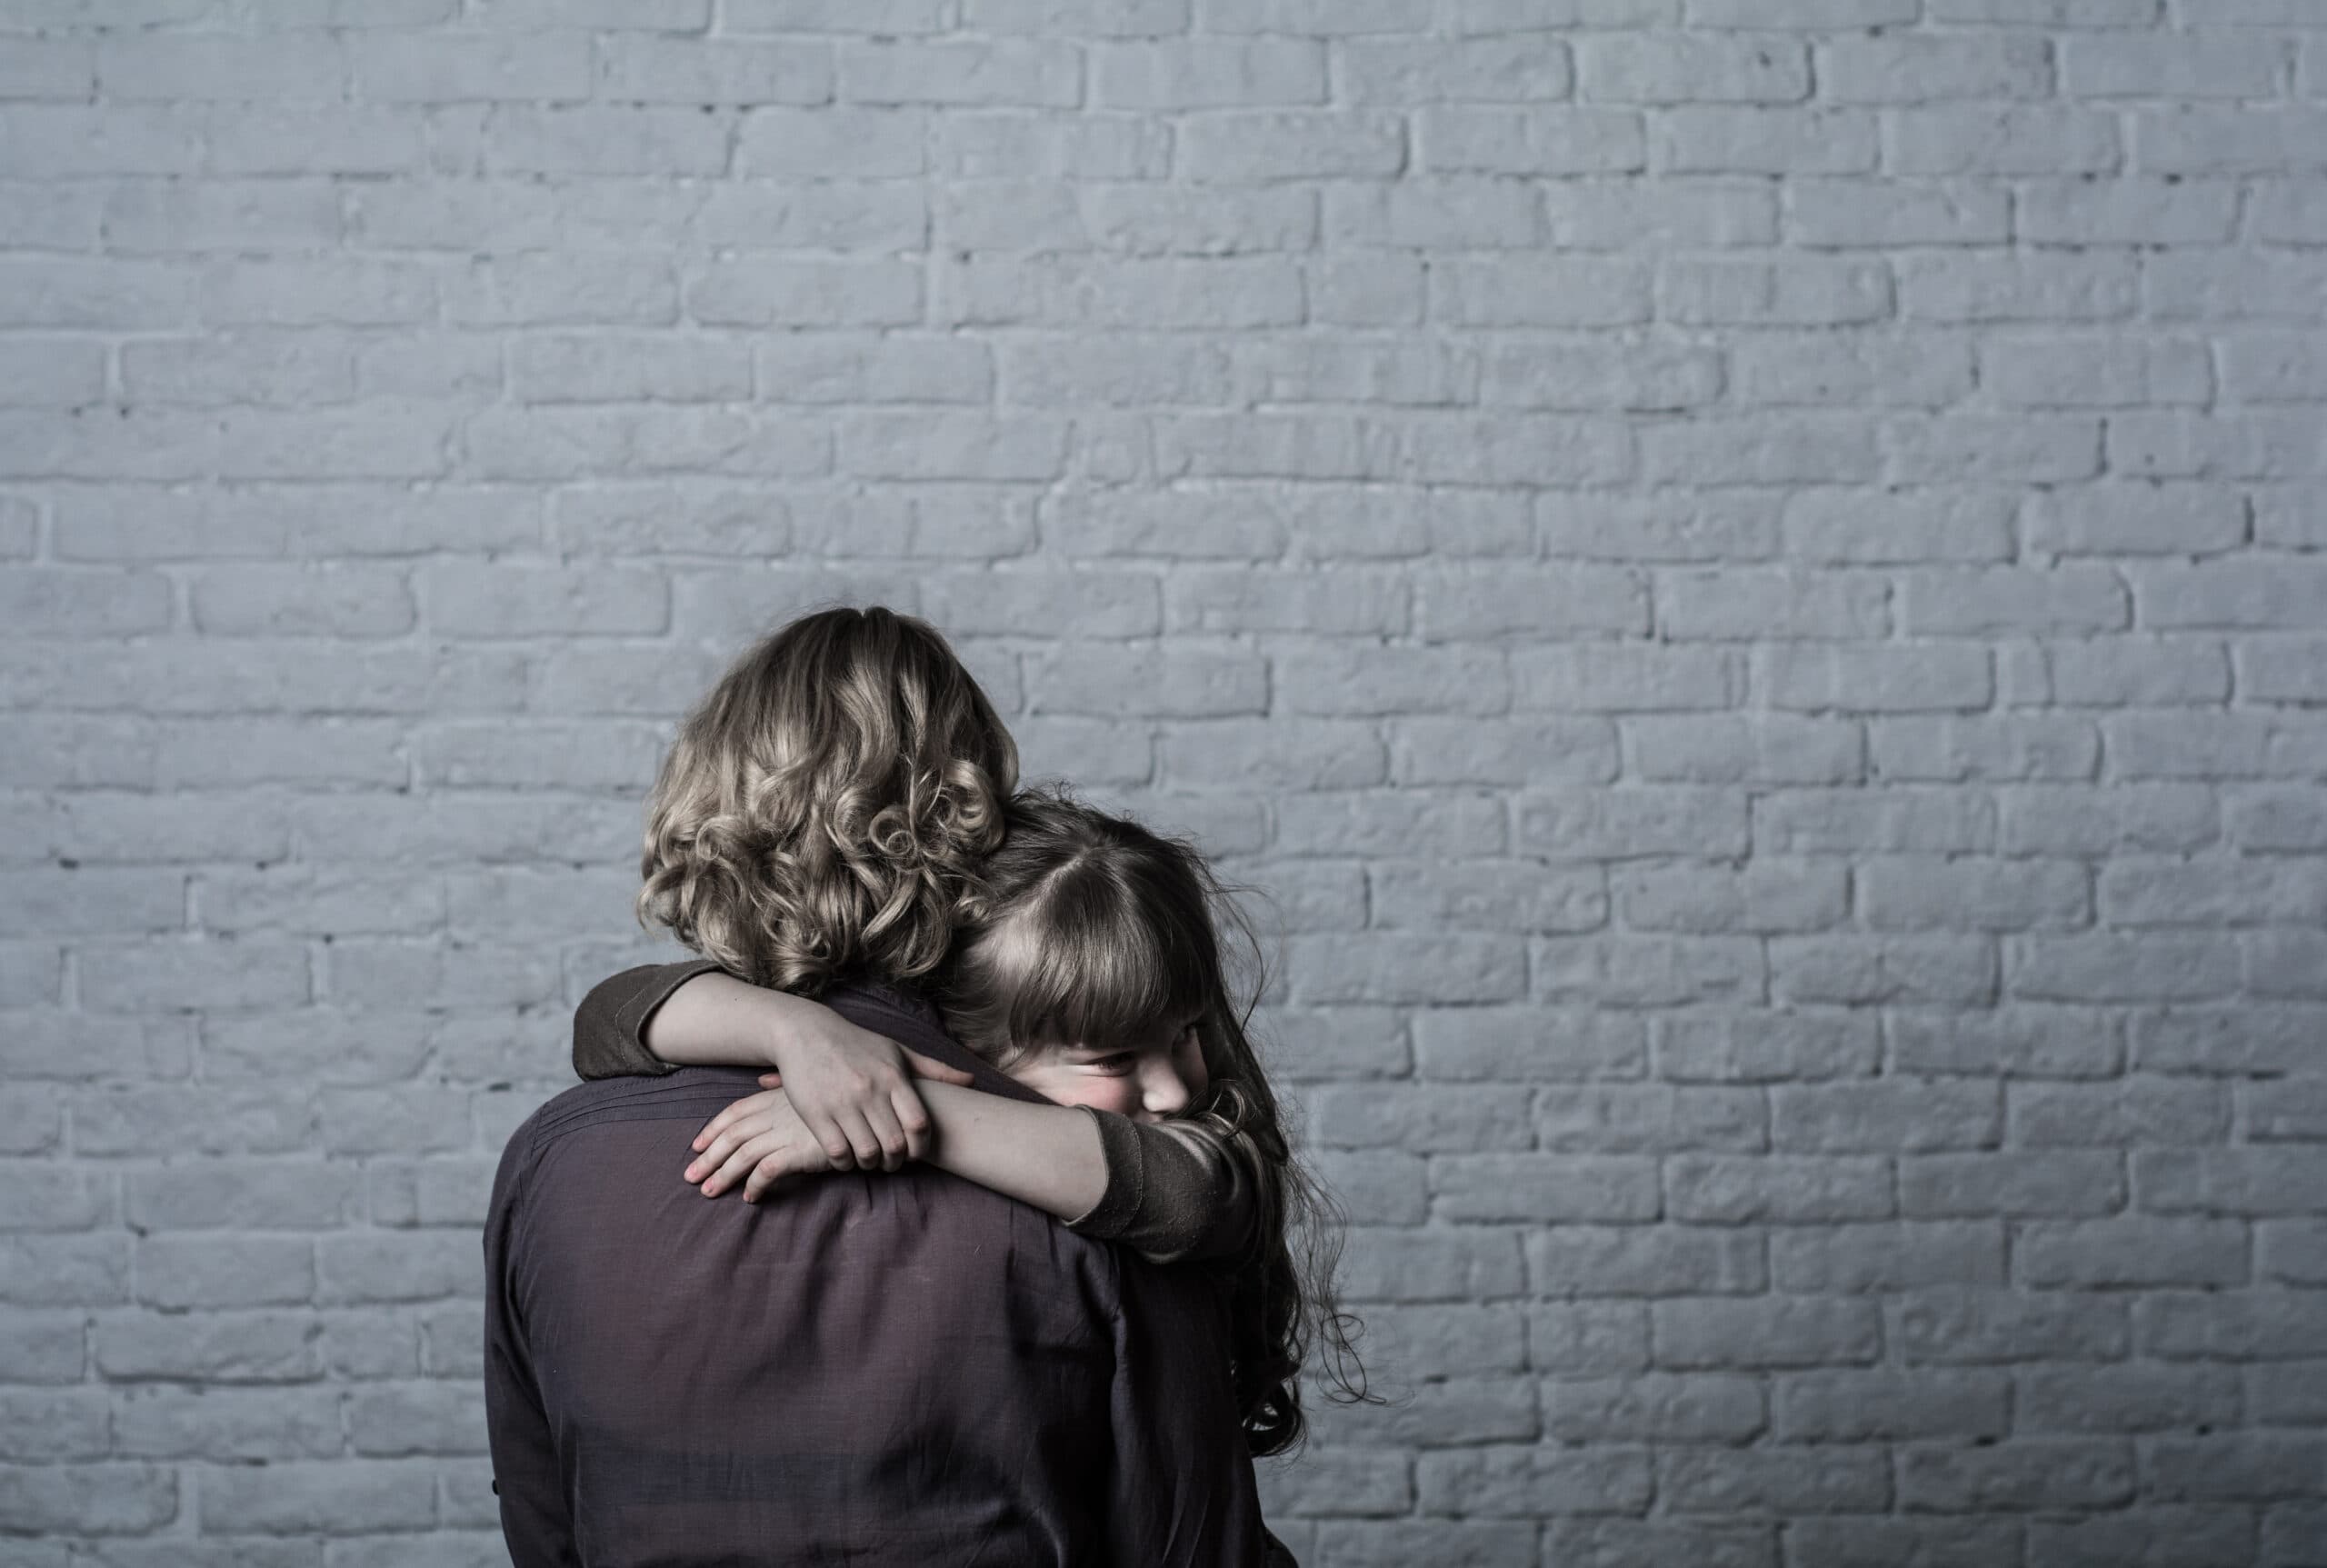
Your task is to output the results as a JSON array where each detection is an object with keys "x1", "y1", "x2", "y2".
[
  {"x1": 614, "y1": 956, "x2": 727, "y2": 1052},
  {"x1": 1064, "y1": 1104, "x2": 1147, "y2": 1240}
]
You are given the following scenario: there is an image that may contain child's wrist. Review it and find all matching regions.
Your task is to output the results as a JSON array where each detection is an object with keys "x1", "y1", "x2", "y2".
[{"x1": 749, "y1": 989, "x2": 818, "y2": 1070}]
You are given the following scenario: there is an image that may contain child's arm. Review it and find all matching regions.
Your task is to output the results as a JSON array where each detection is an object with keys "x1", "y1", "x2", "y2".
[
  {"x1": 689, "y1": 1080, "x2": 1111, "y2": 1222},
  {"x1": 1070, "y1": 1109, "x2": 1262, "y2": 1266},
  {"x1": 572, "y1": 959, "x2": 727, "y2": 1080},
  {"x1": 573, "y1": 964, "x2": 974, "y2": 1169},
  {"x1": 687, "y1": 1080, "x2": 1263, "y2": 1265}
]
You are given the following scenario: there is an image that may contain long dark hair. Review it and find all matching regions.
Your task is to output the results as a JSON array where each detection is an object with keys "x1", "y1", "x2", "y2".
[{"x1": 934, "y1": 784, "x2": 1373, "y2": 1456}]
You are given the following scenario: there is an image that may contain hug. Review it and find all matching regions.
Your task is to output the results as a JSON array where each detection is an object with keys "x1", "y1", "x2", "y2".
[{"x1": 484, "y1": 605, "x2": 1366, "y2": 1564}]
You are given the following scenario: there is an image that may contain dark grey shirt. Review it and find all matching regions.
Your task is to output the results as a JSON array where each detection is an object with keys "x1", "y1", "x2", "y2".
[{"x1": 484, "y1": 979, "x2": 1288, "y2": 1566}]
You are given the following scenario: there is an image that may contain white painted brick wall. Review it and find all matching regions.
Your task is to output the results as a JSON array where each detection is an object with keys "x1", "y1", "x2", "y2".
[{"x1": 1, "y1": 2, "x2": 2322, "y2": 1563}]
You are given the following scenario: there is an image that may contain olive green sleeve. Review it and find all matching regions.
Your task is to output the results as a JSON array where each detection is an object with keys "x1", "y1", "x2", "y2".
[
  {"x1": 1064, "y1": 1105, "x2": 1262, "y2": 1267},
  {"x1": 570, "y1": 958, "x2": 728, "y2": 1081}
]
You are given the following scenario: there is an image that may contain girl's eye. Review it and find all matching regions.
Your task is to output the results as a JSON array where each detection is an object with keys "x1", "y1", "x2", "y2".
[{"x1": 1092, "y1": 1054, "x2": 1137, "y2": 1074}]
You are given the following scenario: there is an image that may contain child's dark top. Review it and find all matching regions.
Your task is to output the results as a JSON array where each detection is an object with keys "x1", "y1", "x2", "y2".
[{"x1": 573, "y1": 959, "x2": 1259, "y2": 1266}]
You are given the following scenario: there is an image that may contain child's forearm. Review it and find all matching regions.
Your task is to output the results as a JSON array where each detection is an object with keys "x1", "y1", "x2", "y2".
[
  {"x1": 909, "y1": 1082, "x2": 1110, "y2": 1224},
  {"x1": 643, "y1": 972, "x2": 824, "y2": 1069}
]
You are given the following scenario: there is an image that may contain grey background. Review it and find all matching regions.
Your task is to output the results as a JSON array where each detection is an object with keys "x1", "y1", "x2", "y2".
[{"x1": 3, "y1": 1, "x2": 2325, "y2": 1564}]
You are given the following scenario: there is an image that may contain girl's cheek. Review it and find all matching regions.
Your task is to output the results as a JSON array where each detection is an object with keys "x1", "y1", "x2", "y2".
[{"x1": 1087, "y1": 1080, "x2": 1139, "y2": 1117}]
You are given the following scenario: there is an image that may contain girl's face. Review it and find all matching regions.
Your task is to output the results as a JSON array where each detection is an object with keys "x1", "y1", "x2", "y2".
[{"x1": 1002, "y1": 1011, "x2": 1209, "y2": 1124}]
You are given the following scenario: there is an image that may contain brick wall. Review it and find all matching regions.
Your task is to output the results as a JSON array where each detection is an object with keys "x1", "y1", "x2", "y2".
[{"x1": 2, "y1": 2, "x2": 2323, "y2": 1563}]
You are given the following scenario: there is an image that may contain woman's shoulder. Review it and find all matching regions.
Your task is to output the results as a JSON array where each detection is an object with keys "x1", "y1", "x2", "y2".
[{"x1": 830, "y1": 974, "x2": 944, "y2": 1029}]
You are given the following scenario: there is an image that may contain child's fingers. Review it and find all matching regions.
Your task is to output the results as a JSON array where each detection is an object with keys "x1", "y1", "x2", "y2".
[
  {"x1": 701, "y1": 1131, "x2": 784, "y2": 1197},
  {"x1": 836, "y1": 1109, "x2": 885, "y2": 1171},
  {"x1": 687, "y1": 1113, "x2": 773, "y2": 1183},
  {"x1": 891, "y1": 1085, "x2": 930, "y2": 1163},
  {"x1": 693, "y1": 1090, "x2": 777, "y2": 1153},
  {"x1": 903, "y1": 1048, "x2": 976, "y2": 1086},
  {"x1": 862, "y1": 1103, "x2": 909, "y2": 1172},
  {"x1": 803, "y1": 1110, "x2": 856, "y2": 1169},
  {"x1": 743, "y1": 1150, "x2": 818, "y2": 1203}
]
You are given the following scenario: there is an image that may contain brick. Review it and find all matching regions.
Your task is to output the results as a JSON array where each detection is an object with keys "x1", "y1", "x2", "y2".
[
  {"x1": 1525, "y1": 1224, "x2": 1763, "y2": 1300},
  {"x1": 94, "y1": 1310, "x2": 322, "y2": 1382},
  {"x1": 1773, "y1": 1368, "x2": 2005, "y2": 1443},
  {"x1": 114, "y1": 1385, "x2": 341, "y2": 1460},
  {"x1": 1861, "y1": 855, "x2": 2090, "y2": 931},
  {"x1": 1336, "y1": 1226, "x2": 1523, "y2": 1302},
  {"x1": 1180, "y1": 111, "x2": 1405, "y2": 181},
  {"x1": 1772, "y1": 1222, "x2": 2006, "y2": 1293},
  {"x1": 1278, "y1": 644, "x2": 1510, "y2": 716},
  {"x1": 135, "y1": 1234, "x2": 315, "y2": 1311},
  {"x1": 1093, "y1": 40, "x2": 1324, "y2": 107},
  {"x1": 351, "y1": 32, "x2": 591, "y2": 100},
  {"x1": 1897, "y1": 1284, "x2": 2130, "y2": 1364},
  {"x1": 1654, "y1": 1011, "x2": 1879, "y2": 1084},
  {"x1": 1578, "y1": 35, "x2": 1806, "y2": 103},
  {"x1": 100, "y1": 33, "x2": 345, "y2": 101},
  {"x1": 1623, "y1": 714, "x2": 1863, "y2": 785},
  {"x1": 1659, "y1": 568, "x2": 1887, "y2": 640},
  {"x1": 0, "y1": 1463, "x2": 176, "y2": 1533},
  {"x1": 1513, "y1": 644, "x2": 1740, "y2": 711},
  {"x1": 594, "y1": 36, "x2": 830, "y2": 104},
  {"x1": 737, "y1": 106, "x2": 928, "y2": 176},
  {"x1": 1757, "y1": 643, "x2": 1992, "y2": 714},
  {"x1": 1374, "y1": 860, "x2": 1604, "y2": 934},
  {"x1": 1387, "y1": 715, "x2": 1618, "y2": 787},
  {"x1": 1415, "y1": 567, "x2": 1649, "y2": 639},
  {"x1": 1419, "y1": 105, "x2": 1643, "y2": 175},
  {"x1": 2020, "y1": 1217, "x2": 2248, "y2": 1288},
  {"x1": 1733, "y1": 332, "x2": 1971, "y2": 406},
  {"x1": 2135, "y1": 561, "x2": 2327, "y2": 629},
  {"x1": 198, "y1": 1458, "x2": 437, "y2": 1533},
  {"x1": 1414, "y1": 1446, "x2": 1652, "y2": 1519},
  {"x1": 1162, "y1": 720, "x2": 1382, "y2": 790},
  {"x1": 1274, "y1": 791, "x2": 1503, "y2": 857},
  {"x1": 1772, "y1": 1080, "x2": 2002, "y2": 1154},
  {"x1": 1286, "y1": 934, "x2": 1526, "y2": 1004},
  {"x1": 1309, "y1": 1378, "x2": 1538, "y2": 1446},
  {"x1": 1613, "y1": 857, "x2": 1846, "y2": 932},
  {"x1": 1654, "y1": 1295, "x2": 1882, "y2": 1369},
  {"x1": 1519, "y1": 788, "x2": 1748, "y2": 858},
  {"x1": 842, "y1": 39, "x2": 1079, "y2": 106},
  {"x1": 1913, "y1": 1148, "x2": 2137, "y2": 1224},
  {"x1": 2020, "y1": 1074, "x2": 2233, "y2": 1149},
  {"x1": 0, "y1": 338, "x2": 108, "y2": 406},
  {"x1": 1899, "y1": 1440, "x2": 2137, "y2": 1513},
  {"x1": 1534, "y1": 934, "x2": 1763, "y2": 1006},
  {"x1": 485, "y1": 106, "x2": 731, "y2": 175}
]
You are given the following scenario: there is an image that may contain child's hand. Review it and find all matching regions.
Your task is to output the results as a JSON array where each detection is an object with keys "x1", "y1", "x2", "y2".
[
  {"x1": 684, "y1": 1088, "x2": 838, "y2": 1203},
  {"x1": 764, "y1": 1012, "x2": 975, "y2": 1174}
]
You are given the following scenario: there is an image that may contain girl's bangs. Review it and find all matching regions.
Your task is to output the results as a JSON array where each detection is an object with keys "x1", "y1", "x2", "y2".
[{"x1": 992, "y1": 872, "x2": 1212, "y2": 1052}]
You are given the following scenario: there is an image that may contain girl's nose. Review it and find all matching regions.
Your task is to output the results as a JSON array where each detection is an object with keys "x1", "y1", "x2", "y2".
[{"x1": 1141, "y1": 1055, "x2": 1193, "y2": 1118}]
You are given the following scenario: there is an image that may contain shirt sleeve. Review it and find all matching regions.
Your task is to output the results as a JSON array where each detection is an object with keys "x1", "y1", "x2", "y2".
[
  {"x1": 570, "y1": 958, "x2": 728, "y2": 1082},
  {"x1": 1065, "y1": 1106, "x2": 1261, "y2": 1267},
  {"x1": 1103, "y1": 1256, "x2": 1276, "y2": 1567},
  {"x1": 481, "y1": 1125, "x2": 580, "y2": 1567}
]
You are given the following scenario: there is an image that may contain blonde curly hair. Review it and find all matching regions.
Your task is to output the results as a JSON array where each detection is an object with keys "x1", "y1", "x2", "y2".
[{"x1": 635, "y1": 606, "x2": 1017, "y2": 994}]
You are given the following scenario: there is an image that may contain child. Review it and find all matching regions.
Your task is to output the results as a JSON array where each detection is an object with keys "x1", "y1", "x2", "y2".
[{"x1": 576, "y1": 605, "x2": 1363, "y2": 1454}]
